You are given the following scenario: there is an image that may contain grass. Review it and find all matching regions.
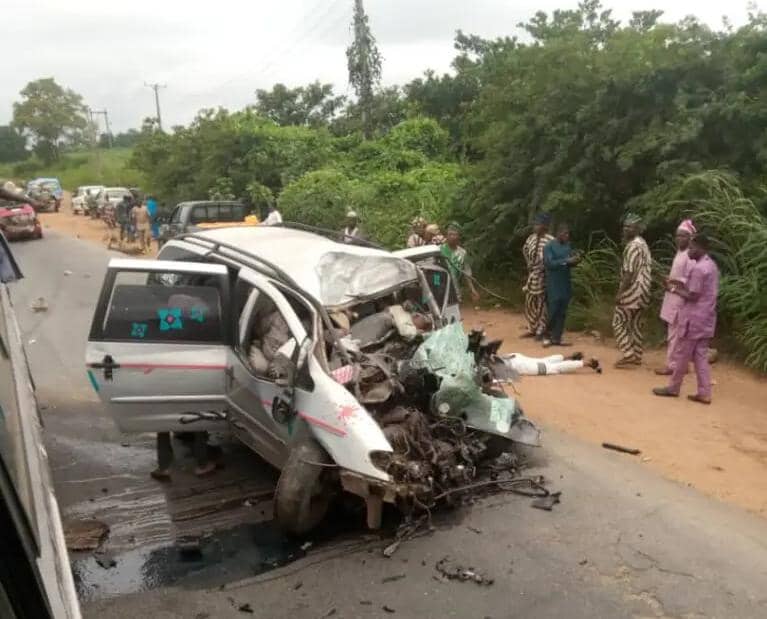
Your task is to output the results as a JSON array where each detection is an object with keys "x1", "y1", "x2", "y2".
[{"x1": 0, "y1": 148, "x2": 145, "y2": 191}]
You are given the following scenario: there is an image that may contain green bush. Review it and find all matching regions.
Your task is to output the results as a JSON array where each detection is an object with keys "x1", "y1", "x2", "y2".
[{"x1": 279, "y1": 169, "x2": 358, "y2": 230}]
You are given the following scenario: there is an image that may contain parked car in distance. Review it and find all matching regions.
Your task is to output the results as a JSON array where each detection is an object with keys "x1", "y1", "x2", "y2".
[
  {"x1": 95, "y1": 187, "x2": 131, "y2": 217},
  {"x1": 0, "y1": 203, "x2": 43, "y2": 240},
  {"x1": 26, "y1": 178, "x2": 63, "y2": 212},
  {"x1": 71, "y1": 185, "x2": 105, "y2": 215},
  {"x1": 157, "y1": 200, "x2": 250, "y2": 245}
]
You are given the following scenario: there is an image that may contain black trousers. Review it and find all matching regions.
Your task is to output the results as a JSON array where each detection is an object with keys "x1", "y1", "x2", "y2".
[
  {"x1": 547, "y1": 297, "x2": 571, "y2": 344},
  {"x1": 156, "y1": 432, "x2": 209, "y2": 470}
]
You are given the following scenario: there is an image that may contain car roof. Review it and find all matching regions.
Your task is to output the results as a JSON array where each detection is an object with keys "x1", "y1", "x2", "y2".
[
  {"x1": 105, "y1": 187, "x2": 129, "y2": 191},
  {"x1": 180, "y1": 226, "x2": 418, "y2": 308},
  {"x1": 393, "y1": 246, "x2": 443, "y2": 260},
  {"x1": 177, "y1": 201, "x2": 244, "y2": 208}
]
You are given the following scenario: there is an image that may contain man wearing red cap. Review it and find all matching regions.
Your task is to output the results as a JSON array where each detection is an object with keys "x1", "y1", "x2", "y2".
[{"x1": 656, "y1": 220, "x2": 696, "y2": 375}]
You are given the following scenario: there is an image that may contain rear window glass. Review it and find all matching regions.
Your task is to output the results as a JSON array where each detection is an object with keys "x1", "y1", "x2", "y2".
[
  {"x1": 218, "y1": 204, "x2": 233, "y2": 221},
  {"x1": 191, "y1": 205, "x2": 210, "y2": 224},
  {"x1": 103, "y1": 271, "x2": 223, "y2": 343}
]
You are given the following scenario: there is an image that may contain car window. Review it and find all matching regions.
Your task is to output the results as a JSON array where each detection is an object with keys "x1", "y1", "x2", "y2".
[
  {"x1": 218, "y1": 204, "x2": 233, "y2": 221},
  {"x1": 102, "y1": 270, "x2": 224, "y2": 343},
  {"x1": 232, "y1": 204, "x2": 246, "y2": 220},
  {"x1": 169, "y1": 207, "x2": 182, "y2": 224},
  {"x1": 190, "y1": 205, "x2": 209, "y2": 224}
]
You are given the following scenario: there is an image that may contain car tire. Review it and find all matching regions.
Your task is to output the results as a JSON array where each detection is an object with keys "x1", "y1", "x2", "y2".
[{"x1": 274, "y1": 439, "x2": 333, "y2": 536}]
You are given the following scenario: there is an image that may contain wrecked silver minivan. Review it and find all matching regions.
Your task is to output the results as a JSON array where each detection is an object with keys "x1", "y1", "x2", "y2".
[{"x1": 86, "y1": 226, "x2": 539, "y2": 534}]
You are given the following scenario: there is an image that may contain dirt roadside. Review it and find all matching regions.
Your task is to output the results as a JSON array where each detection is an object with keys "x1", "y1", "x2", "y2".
[{"x1": 40, "y1": 204, "x2": 767, "y2": 518}]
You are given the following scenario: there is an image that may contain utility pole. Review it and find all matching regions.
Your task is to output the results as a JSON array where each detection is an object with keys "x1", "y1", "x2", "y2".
[
  {"x1": 145, "y1": 82, "x2": 167, "y2": 131},
  {"x1": 91, "y1": 109, "x2": 112, "y2": 148}
]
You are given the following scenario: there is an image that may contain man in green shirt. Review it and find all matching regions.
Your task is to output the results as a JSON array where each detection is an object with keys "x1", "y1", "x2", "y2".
[
  {"x1": 543, "y1": 223, "x2": 580, "y2": 346},
  {"x1": 440, "y1": 223, "x2": 479, "y2": 302}
]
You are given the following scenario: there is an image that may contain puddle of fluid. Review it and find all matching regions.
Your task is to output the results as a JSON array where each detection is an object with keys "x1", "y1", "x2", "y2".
[{"x1": 72, "y1": 521, "x2": 304, "y2": 601}]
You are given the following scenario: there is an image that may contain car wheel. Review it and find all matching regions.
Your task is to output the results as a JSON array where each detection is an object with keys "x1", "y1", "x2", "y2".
[{"x1": 274, "y1": 439, "x2": 333, "y2": 536}]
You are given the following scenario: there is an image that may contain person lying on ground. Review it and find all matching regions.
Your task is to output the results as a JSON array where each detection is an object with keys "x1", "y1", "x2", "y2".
[{"x1": 498, "y1": 351, "x2": 601, "y2": 376}]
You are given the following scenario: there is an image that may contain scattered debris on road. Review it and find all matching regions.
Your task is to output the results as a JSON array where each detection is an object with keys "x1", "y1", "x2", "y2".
[
  {"x1": 94, "y1": 552, "x2": 117, "y2": 569},
  {"x1": 602, "y1": 442, "x2": 641, "y2": 456},
  {"x1": 435, "y1": 556, "x2": 494, "y2": 586},
  {"x1": 30, "y1": 297, "x2": 48, "y2": 312},
  {"x1": 531, "y1": 491, "x2": 561, "y2": 511},
  {"x1": 63, "y1": 518, "x2": 109, "y2": 551},
  {"x1": 64, "y1": 269, "x2": 73, "y2": 276},
  {"x1": 382, "y1": 605, "x2": 396, "y2": 613},
  {"x1": 237, "y1": 602, "x2": 254, "y2": 614},
  {"x1": 381, "y1": 573, "x2": 406, "y2": 584}
]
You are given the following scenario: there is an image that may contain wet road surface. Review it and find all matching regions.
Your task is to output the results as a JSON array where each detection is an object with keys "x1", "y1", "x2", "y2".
[{"x1": 10, "y1": 230, "x2": 767, "y2": 618}]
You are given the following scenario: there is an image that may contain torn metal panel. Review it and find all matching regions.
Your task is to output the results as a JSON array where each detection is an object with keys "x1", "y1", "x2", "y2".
[{"x1": 410, "y1": 323, "x2": 540, "y2": 447}]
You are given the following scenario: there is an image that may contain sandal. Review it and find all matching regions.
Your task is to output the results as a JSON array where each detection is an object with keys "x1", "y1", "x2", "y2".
[
  {"x1": 652, "y1": 387, "x2": 679, "y2": 397},
  {"x1": 654, "y1": 368, "x2": 673, "y2": 376},
  {"x1": 687, "y1": 394, "x2": 712, "y2": 405},
  {"x1": 150, "y1": 469, "x2": 171, "y2": 482},
  {"x1": 614, "y1": 357, "x2": 640, "y2": 369}
]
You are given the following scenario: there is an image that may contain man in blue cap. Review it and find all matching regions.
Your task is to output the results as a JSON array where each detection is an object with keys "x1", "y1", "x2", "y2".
[{"x1": 522, "y1": 213, "x2": 554, "y2": 339}]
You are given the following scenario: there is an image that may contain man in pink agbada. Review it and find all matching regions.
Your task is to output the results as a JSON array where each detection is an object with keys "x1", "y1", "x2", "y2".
[
  {"x1": 655, "y1": 219, "x2": 696, "y2": 375},
  {"x1": 653, "y1": 234, "x2": 719, "y2": 404}
]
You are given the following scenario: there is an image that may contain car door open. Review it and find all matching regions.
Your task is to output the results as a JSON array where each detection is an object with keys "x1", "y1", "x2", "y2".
[{"x1": 86, "y1": 258, "x2": 231, "y2": 434}]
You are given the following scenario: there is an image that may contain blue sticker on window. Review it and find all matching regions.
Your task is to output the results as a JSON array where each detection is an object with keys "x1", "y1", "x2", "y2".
[
  {"x1": 190, "y1": 306, "x2": 207, "y2": 323},
  {"x1": 433, "y1": 273, "x2": 442, "y2": 286},
  {"x1": 158, "y1": 307, "x2": 183, "y2": 331},
  {"x1": 130, "y1": 322, "x2": 148, "y2": 338}
]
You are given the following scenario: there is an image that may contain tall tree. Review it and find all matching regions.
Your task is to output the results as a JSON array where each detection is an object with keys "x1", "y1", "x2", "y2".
[
  {"x1": 12, "y1": 78, "x2": 87, "y2": 164},
  {"x1": 0, "y1": 125, "x2": 29, "y2": 163},
  {"x1": 346, "y1": 0, "x2": 382, "y2": 138},
  {"x1": 255, "y1": 81, "x2": 345, "y2": 127}
]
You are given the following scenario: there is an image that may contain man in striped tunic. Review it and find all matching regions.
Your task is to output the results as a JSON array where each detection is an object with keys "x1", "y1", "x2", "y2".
[
  {"x1": 522, "y1": 213, "x2": 554, "y2": 339},
  {"x1": 613, "y1": 214, "x2": 653, "y2": 368}
]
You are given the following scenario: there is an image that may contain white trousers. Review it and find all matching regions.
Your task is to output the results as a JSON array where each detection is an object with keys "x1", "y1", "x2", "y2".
[{"x1": 502, "y1": 353, "x2": 584, "y2": 376}]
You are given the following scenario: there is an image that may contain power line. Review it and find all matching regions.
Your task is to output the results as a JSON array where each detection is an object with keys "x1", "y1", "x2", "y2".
[{"x1": 144, "y1": 82, "x2": 167, "y2": 130}]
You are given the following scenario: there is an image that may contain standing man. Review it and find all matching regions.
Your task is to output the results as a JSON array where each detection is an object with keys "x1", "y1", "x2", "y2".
[
  {"x1": 543, "y1": 223, "x2": 580, "y2": 347},
  {"x1": 522, "y1": 213, "x2": 554, "y2": 340},
  {"x1": 262, "y1": 204, "x2": 283, "y2": 226},
  {"x1": 342, "y1": 211, "x2": 364, "y2": 244},
  {"x1": 440, "y1": 222, "x2": 480, "y2": 302},
  {"x1": 407, "y1": 217, "x2": 427, "y2": 248},
  {"x1": 613, "y1": 214, "x2": 653, "y2": 368},
  {"x1": 146, "y1": 195, "x2": 159, "y2": 242},
  {"x1": 656, "y1": 219, "x2": 696, "y2": 375},
  {"x1": 133, "y1": 200, "x2": 152, "y2": 253},
  {"x1": 116, "y1": 195, "x2": 132, "y2": 246},
  {"x1": 653, "y1": 234, "x2": 719, "y2": 404}
]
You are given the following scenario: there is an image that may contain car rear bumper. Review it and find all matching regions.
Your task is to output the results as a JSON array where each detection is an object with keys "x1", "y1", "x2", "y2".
[{"x1": 2, "y1": 224, "x2": 40, "y2": 240}]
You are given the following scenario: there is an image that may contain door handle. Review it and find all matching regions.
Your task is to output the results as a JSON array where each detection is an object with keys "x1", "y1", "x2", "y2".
[{"x1": 90, "y1": 355, "x2": 120, "y2": 381}]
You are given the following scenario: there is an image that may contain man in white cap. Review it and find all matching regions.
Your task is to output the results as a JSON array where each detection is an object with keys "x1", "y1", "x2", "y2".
[
  {"x1": 342, "y1": 211, "x2": 363, "y2": 244},
  {"x1": 656, "y1": 219, "x2": 696, "y2": 375}
]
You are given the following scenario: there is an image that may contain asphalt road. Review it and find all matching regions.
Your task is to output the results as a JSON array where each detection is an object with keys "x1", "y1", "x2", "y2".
[{"x1": 10, "y1": 230, "x2": 767, "y2": 618}]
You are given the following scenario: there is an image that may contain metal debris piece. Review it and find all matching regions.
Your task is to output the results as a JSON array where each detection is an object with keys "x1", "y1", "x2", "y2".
[
  {"x1": 382, "y1": 605, "x2": 396, "y2": 614},
  {"x1": 467, "y1": 526, "x2": 482, "y2": 535},
  {"x1": 602, "y1": 442, "x2": 641, "y2": 456},
  {"x1": 435, "y1": 556, "x2": 494, "y2": 586},
  {"x1": 238, "y1": 603, "x2": 254, "y2": 614},
  {"x1": 382, "y1": 540, "x2": 401, "y2": 558},
  {"x1": 293, "y1": 581, "x2": 303, "y2": 590},
  {"x1": 531, "y1": 491, "x2": 561, "y2": 511},
  {"x1": 381, "y1": 574, "x2": 406, "y2": 584},
  {"x1": 64, "y1": 270, "x2": 73, "y2": 276},
  {"x1": 64, "y1": 518, "x2": 109, "y2": 551},
  {"x1": 30, "y1": 297, "x2": 48, "y2": 312},
  {"x1": 94, "y1": 553, "x2": 116, "y2": 569},
  {"x1": 300, "y1": 541, "x2": 313, "y2": 551}
]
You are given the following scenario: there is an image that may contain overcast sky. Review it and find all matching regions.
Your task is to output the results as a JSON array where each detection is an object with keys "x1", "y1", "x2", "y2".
[{"x1": 2, "y1": 0, "x2": 752, "y2": 132}]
